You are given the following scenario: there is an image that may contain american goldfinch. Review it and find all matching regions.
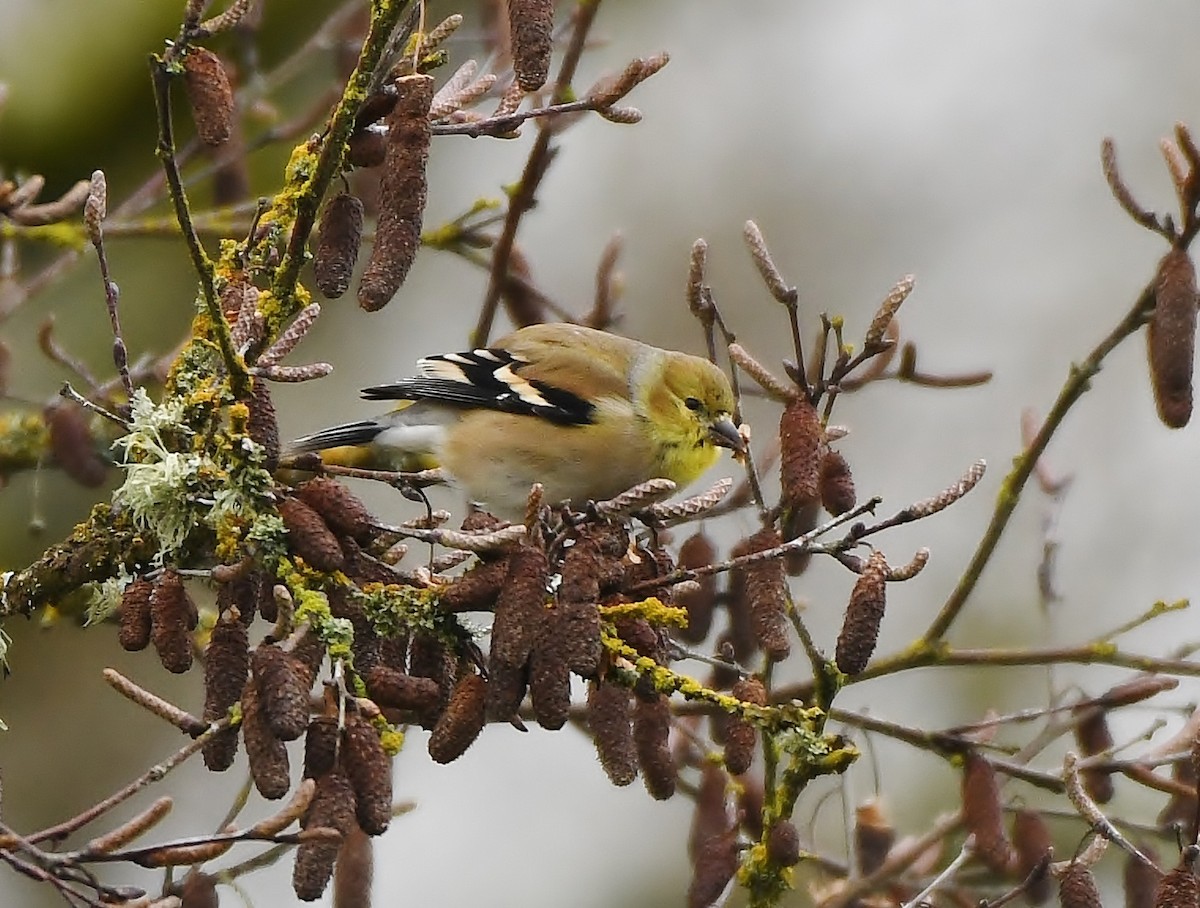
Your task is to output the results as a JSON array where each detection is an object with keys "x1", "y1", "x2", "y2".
[{"x1": 288, "y1": 323, "x2": 744, "y2": 518}]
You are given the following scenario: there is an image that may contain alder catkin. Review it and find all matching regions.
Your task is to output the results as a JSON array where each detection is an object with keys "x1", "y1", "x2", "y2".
[
  {"x1": 961, "y1": 750, "x2": 1015, "y2": 874},
  {"x1": 341, "y1": 713, "x2": 393, "y2": 836},
  {"x1": 293, "y1": 770, "x2": 356, "y2": 901},
  {"x1": 1148, "y1": 247, "x2": 1197, "y2": 428},
  {"x1": 740, "y1": 528, "x2": 790, "y2": 662},
  {"x1": 724, "y1": 677, "x2": 766, "y2": 776},
  {"x1": 1011, "y1": 807, "x2": 1053, "y2": 905},
  {"x1": 854, "y1": 798, "x2": 895, "y2": 876},
  {"x1": 508, "y1": 0, "x2": 554, "y2": 92},
  {"x1": 358, "y1": 74, "x2": 434, "y2": 311},
  {"x1": 44, "y1": 402, "x2": 108, "y2": 488},
  {"x1": 779, "y1": 395, "x2": 823, "y2": 511},
  {"x1": 202, "y1": 610, "x2": 249, "y2": 771},
  {"x1": 242, "y1": 681, "x2": 290, "y2": 800},
  {"x1": 118, "y1": 578, "x2": 153, "y2": 652},
  {"x1": 278, "y1": 496, "x2": 345, "y2": 572},
  {"x1": 587, "y1": 681, "x2": 637, "y2": 787},
  {"x1": 1151, "y1": 859, "x2": 1199, "y2": 908},
  {"x1": 296, "y1": 476, "x2": 374, "y2": 542},
  {"x1": 633, "y1": 694, "x2": 675, "y2": 800},
  {"x1": 1073, "y1": 706, "x2": 1116, "y2": 804},
  {"x1": 247, "y1": 378, "x2": 280, "y2": 471},
  {"x1": 1058, "y1": 863, "x2": 1102, "y2": 908},
  {"x1": 818, "y1": 449, "x2": 856, "y2": 516},
  {"x1": 675, "y1": 532, "x2": 718, "y2": 643},
  {"x1": 834, "y1": 550, "x2": 888, "y2": 676},
  {"x1": 313, "y1": 193, "x2": 363, "y2": 300},
  {"x1": 428, "y1": 672, "x2": 487, "y2": 764},
  {"x1": 487, "y1": 545, "x2": 548, "y2": 719},
  {"x1": 251, "y1": 644, "x2": 311, "y2": 742},
  {"x1": 182, "y1": 47, "x2": 234, "y2": 147},
  {"x1": 150, "y1": 569, "x2": 197, "y2": 674}
]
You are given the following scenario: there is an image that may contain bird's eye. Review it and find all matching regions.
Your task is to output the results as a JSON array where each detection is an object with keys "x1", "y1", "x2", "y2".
[{"x1": 684, "y1": 396, "x2": 702, "y2": 411}]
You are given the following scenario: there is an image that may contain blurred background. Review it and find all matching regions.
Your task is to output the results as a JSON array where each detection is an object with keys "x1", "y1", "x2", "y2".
[{"x1": 2, "y1": 1, "x2": 1200, "y2": 905}]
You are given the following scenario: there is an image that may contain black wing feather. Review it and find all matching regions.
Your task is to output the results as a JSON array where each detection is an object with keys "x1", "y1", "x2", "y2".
[{"x1": 361, "y1": 349, "x2": 595, "y2": 425}]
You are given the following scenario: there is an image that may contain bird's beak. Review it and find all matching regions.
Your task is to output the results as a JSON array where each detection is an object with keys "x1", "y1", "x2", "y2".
[{"x1": 708, "y1": 416, "x2": 746, "y2": 453}]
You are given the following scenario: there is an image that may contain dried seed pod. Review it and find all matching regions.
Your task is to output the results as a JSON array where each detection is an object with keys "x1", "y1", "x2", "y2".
[
  {"x1": 118, "y1": 577, "x2": 153, "y2": 652},
  {"x1": 766, "y1": 820, "x2": 801, "y2": 867},
  {"x1": 150, "y1": 569, "x2": 197, "y2": 674},
  {"x1": 633, "y1": 694, "x2": 675, "y2": 800},
  {"x1": 819, "y1": 449, "x2": 856, "y2": 516},
  {"x1": 1011, "y1": 807, "x2": 1053, "y2": 904},
  {"x1": 342, "y1": 713, "x2": 393, "y2": 835},
  {"x1": 1058, "y1": 863, "x2": 1102, "y2": 908},
  {"x1": 182, "y1": 47, "x2": 234, "y2": 146},
  {"x1": 429, "y1": 671, "x2": 487, "y2": 764},
  {"x1": 739, "y1": 527, "x2": 790, "y2": 662},
  {"x1": 293, "y1": 769, "x2": 356, "y2": 901},
  {"x1": 587, "y1": 681, "x2": 637, "y2": 786},
  {"x1": 961, "y1": 751, "x2": 1015, "y2": 874},
  {"x1": 1124, "y1": 843, "x2": 1160, "y2": 908},
  {"x1": 687, "y1": 829, "x2": 738, "y2": 908},
  {"x1": 357, "y1": 74, "x2": 434, "y2": 312},
  {"x1": 438, "y1": 556, "x2": 510, "y2": 612},
  {"x1": 242, "y1": 681, "x2": 290, "y2": 799},
  {"x1": 487, "y1": 545, "x2": 548, "y2": 719},
  {"x1": 854, "y1": 798, "x2": 894, "y2": 876},
  {"x1": 44, "y1": 402, "x2": 108, "y2": 488},
  {"x1": 313, "y1": 192, "x2": 363, "y2": 300},
  {"x1": 303, "y1": 716, "x2": 340, "y2": 780},
  {"x1": 674, "y1": 532, "x2": 718, "y2": 644},
  {"x1": 251, "y1": 644, "x2": 311, "y2": 742},
  {"x1": 278, "y1": 496, "x2": 345, "y2": 572},
  {"x1": 1148, "y1": 248, "x2": 1197, "y2": 428},
  {"x1": 1073, "y1": 706, "x2": 1115, "y2": 804},
  {"x1": 332, "y1": 825, "x2": 374, "y2": 908},
  {"x1": 1154, "y1": 860, "x2": 1200, "y2": 908},
  {"x1": 202, "y1": 609, "x2": 249, "y2": 771},
  {"x1": 835, "y1": 550, "x2": 888, "y2": 676},
  {"x1": 248, "y1": 378, "x2": 280, "y2": 471},
  {"x1": 779, "y1": 395, "x2": 824, "y2": 511},
  {"x1": 724, "y1": 677, "x2": 766, "y2": 775},
  {"x1": 364, "y1": 665, "x2": 441, "y2": 714},
  {"x1": 296, "y1": 477, "x2": 373, "y2": 541},
  {"x1": 508, "y1": 0, "x2": 553, "y2": 91}
]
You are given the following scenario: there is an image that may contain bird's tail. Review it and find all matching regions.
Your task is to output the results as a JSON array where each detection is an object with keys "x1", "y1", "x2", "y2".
[{"x1": 286, "y1": 420, "x2": 386, "y2": 455}]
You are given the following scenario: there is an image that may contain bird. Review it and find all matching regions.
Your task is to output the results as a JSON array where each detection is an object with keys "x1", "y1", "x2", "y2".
[{"x1": 287, "y1": 322, "x2": 745, "y2": 519}]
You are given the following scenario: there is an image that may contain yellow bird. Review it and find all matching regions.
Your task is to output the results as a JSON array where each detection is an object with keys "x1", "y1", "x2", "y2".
[{"x1": 288, "y1": 323, "x2": 744, "y2": 519}]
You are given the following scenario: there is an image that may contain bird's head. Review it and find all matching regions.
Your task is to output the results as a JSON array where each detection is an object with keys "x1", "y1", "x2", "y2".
[{"x1": 645, "y1": 352, "x2": 745, "y2": 486}]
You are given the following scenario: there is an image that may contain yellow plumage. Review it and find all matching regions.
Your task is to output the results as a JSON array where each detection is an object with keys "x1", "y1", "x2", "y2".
[{"x1": 288, "y1": 323, "x2": 743, "y2": 518}]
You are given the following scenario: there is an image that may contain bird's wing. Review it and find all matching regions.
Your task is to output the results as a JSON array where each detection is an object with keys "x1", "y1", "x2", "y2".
[{"x1": 361, "y1": 347, "x2": 597, "y2": 425}]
